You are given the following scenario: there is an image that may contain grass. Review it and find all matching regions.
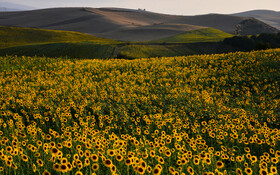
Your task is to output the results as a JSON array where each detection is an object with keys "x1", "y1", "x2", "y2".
[
  {"x1": 0, "y1": 26, "x2": 120, "y2": 49},
  {"x1": 0, "y1": 42, "x2": 117, "y2": 59},
  {"x1": 0, "y1": 26, "x2": 236, "y2": 59},
  {"x1": 0, "y1": 49, "x2": 279, "y2": 174},
  {"x1": 0, "y1": 42, "x2": 236, "y2": 59},
  {"x1": 117, "y1": 45, "x2": 186, "y2": 59},
  {"x1": 151, "y1": 28, "x2": 234, "y2": 43},
  {"x1": 0, "y1": 42, "x2": 233, "y2": 59}
]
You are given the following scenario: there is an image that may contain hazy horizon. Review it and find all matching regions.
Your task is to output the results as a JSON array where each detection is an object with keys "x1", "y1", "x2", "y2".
[{"x1": 1, "y1": 0, "x2": 280, "y2": 15}]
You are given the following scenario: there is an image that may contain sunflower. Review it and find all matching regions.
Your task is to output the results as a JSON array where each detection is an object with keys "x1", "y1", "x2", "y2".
[
  {"x1": 57, "y1": 143, "x2": 63, "y2": 149},
  {"x1": 181, "y1": 158, "x2": 188, "y2": 165},
  {"x1": 61, "y1": 158, "x2": 68, "y2": 164},
  {"x1": 125, "y1": 158, "x2": 132, "y2": 166},
  {"x1": 187, "y1": 166, "x2": 194, "y2": 175},
  {"x1": 244, "y1": 167, "x2": 253, "y2": 175},
  {"x1": 35, "y1": 153, "x2": 40, "y2": 157},
  {"x1": 73, "y1": 154, "x2": 79, "y2": 161},
  {"x1": 158, "y1": 156, "x2": 164, "y2": 164},
  {"x1": 137, "y1": 166, "x2": 145, "y2": 174},
  {"x1": 216, "y1": 161, "x2": 224, "y2": 169},
  {"x1": 60, "y1": 164, "x2": 68, "y2": 173},
  {"x1": 49, "y1": 142, "x2": 55, "y2": 147},
  {"x1": 84, "y1": 158, "x2": 90, "y2": 166},
  {"x1": 53, "y1": 163, "x2": 60, "y2": 171},
  {"x1": 37, "y1": 159, "x2": 44, "y2": 166},
  {"x1": 21, "y1": 154, "x2": 28, "y2": 162},
  {"x1": 72, "y1": 161, "x2": 77, "y2": 168},
  {"x1": 103, "y1": 159, "x2": 112, "y2": 167},
  {"x1": 140, "y1": 160, "x2": 147, "y2": 168},
  {"x1": 236, "y1": 156, "x2": 243, "y2": 162},
  {"x1": 275, "y1": 151, "x2": 280, "y2": 158},
  {"x1": 164, "y1": 150, "x2": 171, "y2": 157},
  {"x1": 32, "y1": 164, "x2": 36, "y2": 172},
  {"x1": 271, "y1": 157, "x2": 279, "y2": 164},
  {"x1": 66, "y1": 142, "x2": 72, "y2": 148},
  {"x1": 244, "y1": 147, "x2": 250, "y2": 153},
  {"x1": 85, "y1": 150, "x2": 91, "y2": 158},
  {"x1": 169, "y1": 167, "x2": 175, "y2": 174},
  {"x1": 250, "y1": 156, "x2": 257, "y2": 163},
  {"x1": 205, "y1": 158, "x2": 211, "y2": 165},
  {"x1": 152, "y1": 167, "x2": 162, "y2": 175},
  {"x1": 5, "y1": 160, "x2": 12, "y2": 167},
  {"x1": 259, "y1": 162, "x2": 267, "y2": 169},
  {"x1": 51, "y1": 147, "x2": 59, "y2": 156},
  {"x1": 11, "y1": 163, "x2": 18, "y2": 170},
  {"x1": 76, "y1": 145, "x2": 82, "y2": 150},
  {"x1": 42, "y1": 170, "x2": 51, "y2": 175},
  {"x1": 270, "y1": 165, "x2": 278, "y2": 174},
  {"x1": 110, "y1": 165, "x2": 117, "y2": 173},
  {"x1": 7, "y1": 156, "x2": 12, "y2": 161},
  {"x1": 116, "y1": 154, "x2": 123, "y2": 162},
  {"x1": 107, "y1": 149, "x2": 115, "y2": 157},
  {"x1": 176, "y1": 160, "x2": 181, "y2": 166},
  {"x1": 6, "y1": 146, "x2": 12, "y2": 153},
  {"x1": 91, "y1": 154, "x2": 98, "y2": 162},
  {"x1": 74, "y1": 171, "x2": 83, "y2": 175},
  {"x1": 78, "y1": 150, "x2": 84, "y2": 157},
  {"x1": 259, "y1": 169, "x2": 268, "y2": 175},
  {"x1": 193, "y1": 158, "x2": 199, "y2": 165},
  {"x1": 67, "y1": 163, "x2": 72, "y2": 171},
  {"x1": 77, "y1": 162, "x2": 83, "y2": 170},
  {"x1": 150, "y1": 150, "x2": 155, "y2": 157},
  {"x1": 92, "y1": 163, "x2": 99, "y2": 171},
  {"x1": 236, "y1": 168, "x2": 243, "y2": 175}
]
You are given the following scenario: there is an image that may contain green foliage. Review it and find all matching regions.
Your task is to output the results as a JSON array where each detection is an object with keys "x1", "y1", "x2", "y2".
[
  {"x1": 223, "y1": 32, "x2": 280, "y2": 51},
  {"x1": 0, "y1": 42, "x2": 236, "y2": 59},
  {"x1": 223, "y1": 36, "x2": 255, "y2": 51},
  {"x1": 0, "y1": 42, "x2": 116, "y2": 59},
  {"x1": 151, "y1": 28, "x2": 233, "y2": 43},
  {"x1": 117, "y1": 45, "x2": 182, "y2": 59},
  {"x1": 0, "y1": 26, "x2": 120, "y2": 49}
]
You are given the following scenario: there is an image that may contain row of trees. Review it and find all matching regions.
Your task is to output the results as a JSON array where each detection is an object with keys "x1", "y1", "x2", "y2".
[{"x1": 223, "y1": 33, "x2": 280, "y2": 51}]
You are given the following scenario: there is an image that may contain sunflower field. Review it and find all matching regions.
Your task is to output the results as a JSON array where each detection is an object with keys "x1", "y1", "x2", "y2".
[{"x1": 0, "y1": 49, "x2": 279, "y2": 175}]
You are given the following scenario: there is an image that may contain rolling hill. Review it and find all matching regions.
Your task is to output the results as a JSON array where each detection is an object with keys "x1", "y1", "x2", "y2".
[
  {"x1": 0, "y1": 26, "x2": 120, "y2": 48},
  {"x1": 150, "y1": 28, "x2": 234, "y2": 43},
  {"x1": 0, "y1": 7, "x2": 278, "y2": 41},
  {"x1": 233, "y1": 10, "x2": 280, "y2": 30},
  {"x1": 0, "y1": 26, "x2": 238, "y2": 59}
]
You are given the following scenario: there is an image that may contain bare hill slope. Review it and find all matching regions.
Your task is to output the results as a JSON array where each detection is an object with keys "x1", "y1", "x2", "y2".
[
  {"x1": 233, "y1": 10, "x2": 280, "y2": 30},
  {"x1": 0, "y1": 7, "x2": 278, "y2": 41}
]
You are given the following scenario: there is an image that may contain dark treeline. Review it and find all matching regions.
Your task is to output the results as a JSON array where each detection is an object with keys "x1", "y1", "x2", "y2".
[{"x1": 223, "y1": 33, "x2": 280, "y2": 51}]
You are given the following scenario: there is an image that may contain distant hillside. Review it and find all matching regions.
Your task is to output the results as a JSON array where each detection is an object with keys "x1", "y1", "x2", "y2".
[
  {"x1": 0, "y1": 7, "x2": 20, "y2": 12},
  {"x1": 0, "y1": 26, "x2": 120, "y2": 48},
  {"x1": 233, "y1": 10, "x2": 280, "y2": 30},
  {"x1": 150, "y1": 28, "x2": 233, "y2": 43},
  {"x1": 0, "y1": 7, "x2": 278, "y2": 41},
  {"x1": 234, "y1": 18, "x2": 279, "y2": 35},
  {"x1": 0, "y1": 2, "x2": 34, "y2": 11}
]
